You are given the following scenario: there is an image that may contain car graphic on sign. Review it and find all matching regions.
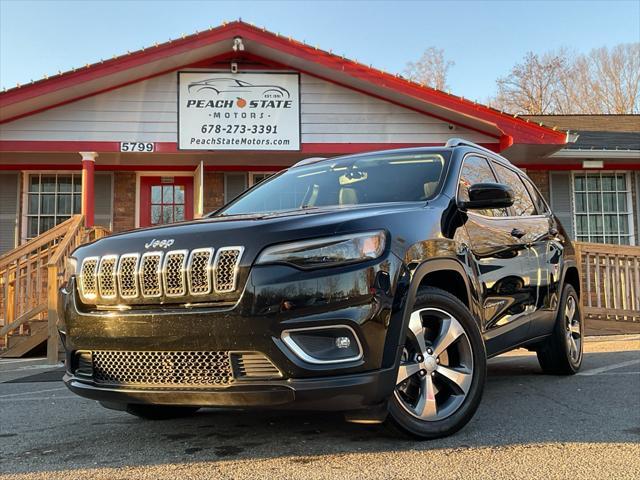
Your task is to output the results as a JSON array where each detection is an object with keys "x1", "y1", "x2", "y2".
[{"x1": 187, "y1": 78, "x2": 290, "y2": 98}]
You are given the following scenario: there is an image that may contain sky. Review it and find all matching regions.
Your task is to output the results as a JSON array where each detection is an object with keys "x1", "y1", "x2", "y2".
[{"x1": 1, "y1": 0, "x2": 639, "y2": 101}]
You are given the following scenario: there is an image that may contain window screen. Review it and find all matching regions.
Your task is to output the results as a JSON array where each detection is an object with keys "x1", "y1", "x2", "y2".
[{"x1": 573, "y1": 172, "x2": 634, "y2": 245}]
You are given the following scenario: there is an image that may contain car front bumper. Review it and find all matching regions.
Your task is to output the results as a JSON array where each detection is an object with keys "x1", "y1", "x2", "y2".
[
  {"x1": 63, "y1": 366, "x2": 397, "y2": 411},
  {"x1": 58, "y1": 258, "x2": 406, "y2": 411}
]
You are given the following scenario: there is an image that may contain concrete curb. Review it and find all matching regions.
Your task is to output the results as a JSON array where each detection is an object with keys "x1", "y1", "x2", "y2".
[{"x1": 584, "y1": 334, "x2": 640, "y2": 343}]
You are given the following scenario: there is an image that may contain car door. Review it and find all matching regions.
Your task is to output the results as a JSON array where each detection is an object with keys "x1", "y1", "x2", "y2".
[
  {"x1": 491, "y1": 161, "x2": 554, "y2": 338},
  {"x1": 457, "y1": 155, "x2": 537, "y2": 355},
  {"x1": 520, "y1": 173, "x2": 562, "y2": 336}
]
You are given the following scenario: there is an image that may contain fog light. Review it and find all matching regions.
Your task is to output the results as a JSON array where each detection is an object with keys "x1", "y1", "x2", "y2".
[{"x1": 281, "y1": 326, "x2": 363, "y2": 364}]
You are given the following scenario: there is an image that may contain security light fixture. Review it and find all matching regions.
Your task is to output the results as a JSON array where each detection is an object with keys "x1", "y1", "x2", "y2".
[{"x1": 232, "y1": 37, "x2": 245, "y2": 52}]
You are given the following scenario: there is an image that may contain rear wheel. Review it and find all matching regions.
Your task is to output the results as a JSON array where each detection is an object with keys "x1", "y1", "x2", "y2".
[
  {"x1": 124, "y1": 404, "x2": 200, "y2": 420},
  {"x1": 536, "y1": 284, "x2": 583, "y2": 374},
  {"x1": 386, "y1": 287, "x2": 486, "y2": 439}
]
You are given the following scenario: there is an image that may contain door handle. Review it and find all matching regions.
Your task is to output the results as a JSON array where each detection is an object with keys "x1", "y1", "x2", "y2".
[{"x1": 511, "y1": 228, "x2": 526, "y2": 239}]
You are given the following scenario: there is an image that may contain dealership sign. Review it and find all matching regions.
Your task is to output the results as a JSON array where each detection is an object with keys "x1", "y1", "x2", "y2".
[{"x1": 178, "y1": 72, "x2": 300, "y2": 151}]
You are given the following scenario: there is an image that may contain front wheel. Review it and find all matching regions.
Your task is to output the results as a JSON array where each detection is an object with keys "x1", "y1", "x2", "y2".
[{"x1": 386, "y1": 287, "x2": 486, "y2": 439}]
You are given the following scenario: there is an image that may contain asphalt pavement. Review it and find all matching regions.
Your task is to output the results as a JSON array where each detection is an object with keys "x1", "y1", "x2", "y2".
[{"x1": 0, "y1": 335, "x2": 639, "y2": 480}]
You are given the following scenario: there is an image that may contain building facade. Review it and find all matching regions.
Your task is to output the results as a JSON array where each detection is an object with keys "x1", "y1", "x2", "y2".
[
  {"x1": 523, "y1": 115, "x2": 639, "y2": 246},
  {"x1": 3, "y1": 22, "x2": 635, "y2": 255}
]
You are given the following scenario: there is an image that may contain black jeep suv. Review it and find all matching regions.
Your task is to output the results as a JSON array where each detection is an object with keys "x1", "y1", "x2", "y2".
[{"x1": 60, "y1": 139, "x2": 583, "y2": 439}]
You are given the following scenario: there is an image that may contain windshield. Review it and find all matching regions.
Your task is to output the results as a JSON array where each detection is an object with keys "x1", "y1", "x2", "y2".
[{"x1": 217, "y1": 151, "x2": 449, "y2": 216}]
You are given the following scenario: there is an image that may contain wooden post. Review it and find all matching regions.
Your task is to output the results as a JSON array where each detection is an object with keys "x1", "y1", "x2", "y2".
[{"x1": 46, "y1": 263, "x2": 59, "y2": 364}]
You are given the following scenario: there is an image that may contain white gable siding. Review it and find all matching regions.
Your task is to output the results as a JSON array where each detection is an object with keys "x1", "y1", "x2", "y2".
[{"x1": 0, "y1": 73, "x2": 495, "y2": 144}]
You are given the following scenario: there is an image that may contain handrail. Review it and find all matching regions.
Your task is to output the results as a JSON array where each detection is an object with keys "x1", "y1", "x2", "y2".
[
  {"x1": 0, "y1": 216, "x2": 78, "y2": 269},
  {"x1": 48, "y1": 216, "x2": 84, "y2": 266}
]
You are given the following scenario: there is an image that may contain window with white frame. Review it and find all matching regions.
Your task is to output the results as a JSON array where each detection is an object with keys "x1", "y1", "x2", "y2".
[
  {"x1": 572, "y1": 171, "x2": 634, "y2": 245},
  {"x1": 26, "y1": 173, "x2": 82, "y2": 239},
  {"x1": 249, "y1": 172, "x2": 275, "y2": 187}
]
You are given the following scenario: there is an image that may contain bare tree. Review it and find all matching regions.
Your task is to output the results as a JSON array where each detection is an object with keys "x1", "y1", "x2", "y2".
[
  {"x1": 581, "y1": 44, "x2": 640, "y2": 114},
  {"x1": 490, "y1": 50, "x2": 572, "y2": 115},
  {"x1": 404, "y1": 47, "x2": 454, "y2": 91},
  {"x1": 489, "y1": 43, "x2": 640, "y2": 114}
]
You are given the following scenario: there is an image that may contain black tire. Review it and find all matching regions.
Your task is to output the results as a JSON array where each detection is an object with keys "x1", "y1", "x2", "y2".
[
  {"x1": 536, "y1": 284, "x2": 583, "y2": 375},
  {"x1": 386, "y1": 287, "x2": 486, "y2": 439},
  {"x1": 124, "y1": 404, "x2": 200, "y2": 420}
]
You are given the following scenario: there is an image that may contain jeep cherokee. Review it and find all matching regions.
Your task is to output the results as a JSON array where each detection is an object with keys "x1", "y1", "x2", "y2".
[{"x1": 59, "y1": 138, "x2": 583, "y2": 439}]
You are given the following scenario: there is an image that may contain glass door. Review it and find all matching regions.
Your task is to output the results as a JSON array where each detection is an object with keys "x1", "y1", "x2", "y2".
[{"x1": 139, "y1": 176, "x2": 194, "y2": 228}]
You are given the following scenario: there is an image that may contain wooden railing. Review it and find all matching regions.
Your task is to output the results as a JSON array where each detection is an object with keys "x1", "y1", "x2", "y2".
[
  {"x1": 576, "y1": 242, "x2": 640, "y2": 322},
  {"x1": 46, "y1": 217, "x2": 109, "y2": 361},
  {"x1": 0, "y1": 217, "x2": 79, "y2": 353},
  {"x1": 0, "y1": 215, "x2": 110, "y2": 362}
]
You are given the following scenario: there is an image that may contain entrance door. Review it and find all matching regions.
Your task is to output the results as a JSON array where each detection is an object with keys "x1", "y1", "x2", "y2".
[{"x1": 139, "y1": 176, "x2": 194, "y2": 228}]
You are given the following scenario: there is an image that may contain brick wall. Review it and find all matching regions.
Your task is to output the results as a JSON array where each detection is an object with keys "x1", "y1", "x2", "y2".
[
  {"x1": 203, "y1": 172, "x2": 225, "y2": 213},
  {"x1": 112, "y1": 172, "x2": 136, "y2": 232}
]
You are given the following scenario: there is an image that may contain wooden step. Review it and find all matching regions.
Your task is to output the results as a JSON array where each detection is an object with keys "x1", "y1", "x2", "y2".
[
  {"x1": 6, "y1": 321, "x2": 47, "y2": 348},
  {"x1": 0, "y1": 322, "x2": 48, "y2": 358}
]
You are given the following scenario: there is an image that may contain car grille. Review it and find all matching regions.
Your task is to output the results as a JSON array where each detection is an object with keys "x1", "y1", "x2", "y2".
[
  {"x1": 91, "y1": 350, "x2": 234, "y2": 386},
  {"x1": 78, "y1": 247, "x2": 243, "y2": 305}
]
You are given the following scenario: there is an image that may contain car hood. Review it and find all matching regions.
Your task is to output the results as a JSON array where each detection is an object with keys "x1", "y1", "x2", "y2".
[{"x1": 73, "y1": 202, "x2": 427, "y2": 263}]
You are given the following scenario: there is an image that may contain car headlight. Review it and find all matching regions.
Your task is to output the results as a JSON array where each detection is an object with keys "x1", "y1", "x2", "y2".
[
  {"x1": 256, "y1": 231, "x2": 386, "y2": 269},
  {"x1": 65, "y1": 256, "x2": 78, "y2": 276}
]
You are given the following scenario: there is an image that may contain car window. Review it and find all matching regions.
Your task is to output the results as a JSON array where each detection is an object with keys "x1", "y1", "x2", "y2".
[
  {"x1": 458, "y1": 156, "x2": 508, "y2": 217},
  {"x1": 492, "y1": 163, "x2": 536, "y2": 216},
  {"x1": 521, "y1": 175, "x2": 549, "y2": 215},
  {"x1": 218, "y1": 151, "x2": 449, "y2": 216}
]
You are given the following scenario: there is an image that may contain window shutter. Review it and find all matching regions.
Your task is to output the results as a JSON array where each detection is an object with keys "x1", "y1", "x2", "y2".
[
  {"x1": 94, "y1": 173, "x2": 113, "y2": 229},
  {"x1": 0, "y1": 173, "x2": 19, "y2": 254},
  {"x1": 224, "y1": 173, "x2": 248, "y2": 204},
  {"x1": 549, "y1": 171, "x2": 574, "y2": 239}
]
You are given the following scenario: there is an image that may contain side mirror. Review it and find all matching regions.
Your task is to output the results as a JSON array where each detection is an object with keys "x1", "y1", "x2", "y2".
[{"x1": 459, "y1": 183, "x2": 514, "y2": 210}]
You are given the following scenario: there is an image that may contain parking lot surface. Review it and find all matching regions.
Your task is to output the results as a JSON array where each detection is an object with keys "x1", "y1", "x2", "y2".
[{"x1": 1, "y1": 335, "x2": 639, "y2": 480}]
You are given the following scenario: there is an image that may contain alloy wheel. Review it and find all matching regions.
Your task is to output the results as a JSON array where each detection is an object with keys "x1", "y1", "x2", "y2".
[
  {"x1": 394, "y1": 307, "x2": 474, "y2": 422},
  {"x1": 565, "y1": 295, "x2": 581, "y2": 362}
]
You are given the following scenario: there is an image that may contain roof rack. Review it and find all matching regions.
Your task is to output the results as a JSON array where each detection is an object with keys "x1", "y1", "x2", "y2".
[
  {"x1": 445, "y1": 138, "x2": 500, "y2": 157},
  {"x1": 291, "y1": 156, "x2": 327, "y2": 168}
]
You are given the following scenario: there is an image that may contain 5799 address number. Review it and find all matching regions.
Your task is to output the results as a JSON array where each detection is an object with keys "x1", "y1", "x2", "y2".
[{"x1": 120, "y1": 142, "x2": 155, "y2": 152}]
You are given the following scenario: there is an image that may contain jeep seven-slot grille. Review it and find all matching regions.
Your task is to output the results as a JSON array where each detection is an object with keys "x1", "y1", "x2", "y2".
[
  {"x1": 140, "y1": 253, "x2": 162, "y2": 297},
  {"x1": 214, "y1": 248, "x2": 242, "y2": 292},
  {"x1": 118, "y1": 254, "x2": 139, "y2": 298},
  {"x1": 79, "y1": 258, "x2": 98, "y2": 300},
  {"x1": 189, "y1": 248, "x2": 213, "y2": 295},
  {"x1": 92, "y1": 350, "x2": 234, "y2": 386},
  {"x1": 97, "y1": 256, "x2": 117, "y2": 298},
  {"x1": 163, "y1": 251, "x2": 187, "y2": 296},
  {"x1": 78, "y1": 247, "x2": 243, "y2": 304}
]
